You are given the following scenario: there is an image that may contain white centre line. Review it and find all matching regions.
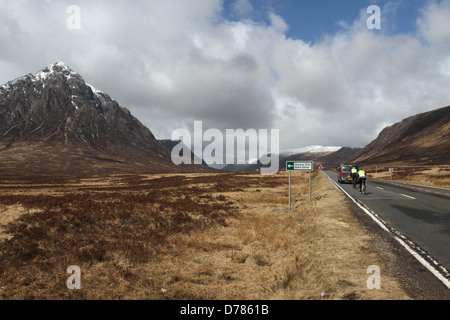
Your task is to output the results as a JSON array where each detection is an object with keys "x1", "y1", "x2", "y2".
[
  {"x1": 401, "y1": 194, "x2": 416, "y2": 200},
  {"x1": 376, "y1": 187, "x2": 384, "y2": 190}
]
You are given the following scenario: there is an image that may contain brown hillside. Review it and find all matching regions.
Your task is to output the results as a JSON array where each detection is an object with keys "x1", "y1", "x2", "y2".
[{"x1": 351, "y1": 106, "x2": 450, "y2": 166}]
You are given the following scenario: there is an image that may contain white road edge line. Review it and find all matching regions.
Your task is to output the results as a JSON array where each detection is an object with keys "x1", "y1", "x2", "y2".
[
  {"x1": 393, "y1": 236, "x2": 450, "y2": 289},
  {"x1": 324, "y1": 172, "x2": 450, "y2": 290},
  {"x1": 401, "y1": 194, "x2": 416, "y2": 200}
]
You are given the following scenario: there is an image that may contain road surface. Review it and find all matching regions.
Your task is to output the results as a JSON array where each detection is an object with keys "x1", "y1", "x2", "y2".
[{"x1": 324, "y1": 170, "x2": 450, "y2": 298}]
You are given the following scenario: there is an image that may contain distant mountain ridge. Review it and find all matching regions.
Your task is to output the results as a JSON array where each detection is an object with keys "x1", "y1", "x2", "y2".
[
  {"x1": 222, "y1": 146, "x2": 361, "y2": 172},
  {"x1": 3, "y1": 62, "x2": 445, "y2": 176},
  {"x1": 351, "y1": 106, "x2": 450, "y2": 165},
  {"x1": 0, "y1": 62, "x2": 212, "y2": 175}
]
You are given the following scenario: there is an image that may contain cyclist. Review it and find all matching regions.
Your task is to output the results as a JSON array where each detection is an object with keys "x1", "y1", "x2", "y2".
[
  {"x1": 357, "y1": 168, "x2": 367, "y2": 194},
  {"x1": 351, "y1": 166, "x2": 358, "y2": 189}
]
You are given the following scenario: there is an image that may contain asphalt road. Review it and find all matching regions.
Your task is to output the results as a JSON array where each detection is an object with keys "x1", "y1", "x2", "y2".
[{"x1": 324, "y1": 170, "x2": 450, "y2": 297}]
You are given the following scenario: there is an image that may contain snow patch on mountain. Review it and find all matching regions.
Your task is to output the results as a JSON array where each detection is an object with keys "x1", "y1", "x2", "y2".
[
  {"x1": 247, "y1": 146, "x2": 342, "y2": 165},
  {"x1": 279, "y1": 145, "x2": 341, "y2": 156},
  {"x1": 87, "y1": 83, "x2": 104, "y2": 96},
  {"x1": 32, "y1": 61, "x2": 76, "y2": 82},
  {"x1": 0, "y1": 61, "x2": 78, "y2": 91}
]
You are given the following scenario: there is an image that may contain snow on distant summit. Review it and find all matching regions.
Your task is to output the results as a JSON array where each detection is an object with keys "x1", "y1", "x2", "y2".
[
  {"x1": 32, "y1": 61, "x2": 78, "y2": 84},
  {"x1": 0, "y1": 61, "x2": 107, "y2": 99},
  {"x1": 279, "y1": 145, "x2": 341, "y2": 157},
  {"x1": 247, "y1": 145, "x2": 341, "y2": 165},
  {"x1": 1, "y1": 61, "x2": 77, "y2": 90}
]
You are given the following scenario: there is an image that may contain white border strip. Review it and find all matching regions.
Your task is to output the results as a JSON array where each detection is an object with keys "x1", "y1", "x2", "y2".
[{"x1": 324, "y1": 173, "x2": 450, "y2": 290}]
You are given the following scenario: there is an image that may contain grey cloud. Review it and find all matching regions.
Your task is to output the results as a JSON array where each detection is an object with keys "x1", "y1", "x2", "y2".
[{"x1": 0, "y1": 0, "x2": 449, "y2": 152}]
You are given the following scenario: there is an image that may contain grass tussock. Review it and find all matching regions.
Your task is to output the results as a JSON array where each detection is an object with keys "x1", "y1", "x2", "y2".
[{"x1": 0, "y1": 172, "x2": 409, "y2": 300}]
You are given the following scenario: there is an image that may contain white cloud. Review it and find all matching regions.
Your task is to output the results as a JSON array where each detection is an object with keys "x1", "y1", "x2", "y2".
[
  {"x1": 0, "y1": 0, "x2": 449, "y2": 151},
  {"x1": 417, "y1": 0, "x2": 450, "y2": 46},
  {"x1": 269, "y1": 13, "x2": 288, "y2": 34},
  {"x1": 232, "y1": 0, "x2": 253, "y2": 17}
]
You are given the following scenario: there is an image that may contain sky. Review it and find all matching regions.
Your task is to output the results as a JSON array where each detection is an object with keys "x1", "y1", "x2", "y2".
[{"x1": 1, "y1": 0, "x2": 450, "y2": 162}]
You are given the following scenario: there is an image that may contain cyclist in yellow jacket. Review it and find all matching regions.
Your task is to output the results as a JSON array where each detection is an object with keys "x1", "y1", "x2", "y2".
[
  {"x1": 357, "y1": 169, "x2": 367, "y2": 193},
  {"x1": 351, "y1": 167, "x2": 358, "y2": 188}
]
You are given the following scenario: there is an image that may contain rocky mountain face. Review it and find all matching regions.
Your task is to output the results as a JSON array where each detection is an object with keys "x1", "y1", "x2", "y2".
[
  {"x1": 0, "y1": 62, "x2": 211, "y2": 175},
  {"x1": 351, "y1": 106, "x2": 450, "y2": 165}
]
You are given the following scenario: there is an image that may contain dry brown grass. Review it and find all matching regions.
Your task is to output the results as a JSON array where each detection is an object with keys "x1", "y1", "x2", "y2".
[
  {"x1": 365, "y1": 165, "x2": 450, "y2": 189},
  {"x1": 0, "y1": 171, "x2": 409, "y2": 300}
]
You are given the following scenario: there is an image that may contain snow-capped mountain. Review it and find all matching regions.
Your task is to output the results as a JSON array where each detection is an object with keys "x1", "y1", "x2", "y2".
[
  {"x1": 278, "y1": 145, "x2": 342, "y2": 158},
  {"x1": 0, "y1": 62, "x2": 211, "y2": 175}
]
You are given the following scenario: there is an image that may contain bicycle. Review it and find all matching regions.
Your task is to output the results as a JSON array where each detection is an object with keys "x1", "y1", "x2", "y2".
[{"x1": 360, "y1": 179, "x2": 367, "y2": 195}]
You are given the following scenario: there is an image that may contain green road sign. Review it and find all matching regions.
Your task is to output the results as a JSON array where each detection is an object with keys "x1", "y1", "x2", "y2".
[
  {"x1": 286, "y1": 161, "x2": 313, "y2": 171},
  {"x1": 287, "y1": 160, "x2": 314, "y2": 208}
]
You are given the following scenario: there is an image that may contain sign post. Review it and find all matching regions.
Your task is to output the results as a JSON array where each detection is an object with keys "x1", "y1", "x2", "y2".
[
  {"x1": 389, "y1": 168, "x2": 394, "y2": 180},
  {"x1": 289, "y1": 170, "x2": 291, "y2": 210},
  {"x1": 286, "y1": 161, "x2": 314, "y2": 209},
  {"x1": 309, "y1": 169, "x2": 312, "y2": 202}
]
